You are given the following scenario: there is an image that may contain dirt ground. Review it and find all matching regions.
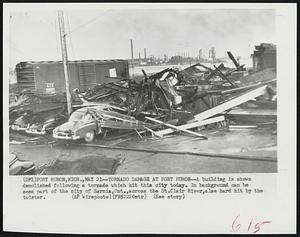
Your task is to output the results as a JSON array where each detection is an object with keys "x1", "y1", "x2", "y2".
[{"x1": 9, "y1": 126, "x2": 277, "y2": 175}]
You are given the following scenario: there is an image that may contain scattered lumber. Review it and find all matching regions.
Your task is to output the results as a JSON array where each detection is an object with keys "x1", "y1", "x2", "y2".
[
  {"x1": 134, "y1": 129, "x2": 143, "y2": 139},
  {"x1": 229, "y1": 125, "x2": 257, "y2": 129},
  {"x1": 221, "y1": 82, "x2": 265, "y2": 95},
  {"x1": 204, "y1": 64, "x2": 222, "y2": 81},
  {"x1": 143, "y1": 126, "x2": 163, "y2": 138},
  {"x1": 155, "y1": 85, "x2": 267, "y2": 136},
  {"x1": 227, "y1": 51, "x2": 240, "y2": 68},
  {"x1": 194, "y1": 85, "x2": 267, "y2": 121},
  {"x1": 156, "y1": 116, "x2": 225, "y2": 136},
  {"x1": 9, "y1": 140, "x2": 25, "y2": 145},
  {"x1": 145, "y1": 116, "x2": 207, "y2": 139},
  {"x1": 213, "y1": 65, "x2": 237, "y2": 88},
  {"x1": 227, "y1": 51, "x2": 245, "y2": 70}
]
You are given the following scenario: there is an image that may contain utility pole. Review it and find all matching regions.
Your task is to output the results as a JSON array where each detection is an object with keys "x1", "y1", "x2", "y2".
[
  {"x1": 130, "y1": 39, "x2": 134, "y2": 78},
  {"x1": 58, "y1": 10, "x2": 72, "y2": 116}
]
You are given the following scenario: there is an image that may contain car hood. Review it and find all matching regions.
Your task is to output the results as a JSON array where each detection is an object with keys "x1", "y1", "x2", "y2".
[
  {"x1": 56, "y1": 121, "x2": 76, "y2": 132},
  {"x1": 56, "y1": 117, "x2": 96, "y2": 133},
  {"x1": 56, "y1": 120, "x2": 88, "y2": 131}
]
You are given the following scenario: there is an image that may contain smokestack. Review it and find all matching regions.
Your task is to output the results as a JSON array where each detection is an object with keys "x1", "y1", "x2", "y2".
[
  {"x1": 130, "y1": 39, "x2": 134, "y2": 78},
  {"x1": 144, "y1": 48, "x2": 147, "y2": 59},
  {"x1": 130, "y1": 39, "x2": 134, "y2": 61}
]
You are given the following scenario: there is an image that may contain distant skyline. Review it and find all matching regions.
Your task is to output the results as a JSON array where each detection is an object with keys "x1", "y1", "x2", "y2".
[{"x1": 8, "y1": 7, "x2": 276, "y2": 68}]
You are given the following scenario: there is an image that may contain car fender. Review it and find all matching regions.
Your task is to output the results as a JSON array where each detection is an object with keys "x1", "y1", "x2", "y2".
[{"x1": 74, "y1": 122, "x2": 98, "y2": 138}]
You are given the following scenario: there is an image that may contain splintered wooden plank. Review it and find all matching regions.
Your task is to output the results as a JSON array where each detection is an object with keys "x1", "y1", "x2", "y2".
[
  {"x1": 194, "y1": 85, "x2": 267, "y2": 121},
  {"x1": 145, "y1": 116, "x2": 207, "y2": 139},
  {"x1": 156, "y1": 116, "x2": 225, "y2": 136},
  {"x1": 143, "y1": 126, "x2": 163, "y2": 138}
]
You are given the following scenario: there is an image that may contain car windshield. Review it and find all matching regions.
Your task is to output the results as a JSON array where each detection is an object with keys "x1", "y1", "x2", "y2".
[{"x1": 69, "y1": 111, "x2": 84, "y2": 122}]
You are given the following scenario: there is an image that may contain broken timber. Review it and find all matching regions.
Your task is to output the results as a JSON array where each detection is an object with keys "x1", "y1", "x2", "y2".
[
  {"x1": 194, "y1": 85, "x2": 267, "y2": 121},
  {"x1": 156, "y1": 85, "x2": 267, "y2": 136},
  {"x1": 145, "y1": 116, "x2": 207, "y2": 139},
  {"x1": 142, "y1": 126, "x2": 163, "y2": 138},
  {"x1": 156, "y1": 116, "x2": 225, "y2": 136},
  {"x1": 213, "y1": 65, "x2": 237, "y2": 88},
  {"x1": 134, "y1": 129, "x2": 143, "y2": 139}
]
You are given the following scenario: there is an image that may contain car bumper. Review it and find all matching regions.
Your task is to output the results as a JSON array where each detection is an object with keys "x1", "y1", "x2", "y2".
[
  {"x1": 25, "y1": 129, "x2": 47, "y2": 135},
  {"x1": 53, "y1": 132, "x2": 81, "y2": 140},
  {"x1": 11, "y1": 125, "x2": 28, "y2": 131}
]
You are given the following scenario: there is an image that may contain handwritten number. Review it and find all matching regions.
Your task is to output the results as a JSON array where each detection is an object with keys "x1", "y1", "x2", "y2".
[
  {"x1": 253, "y1": 221, "x2": 272, "y2": 234},
  {"x1": 232, "y1": 215, "x2": 271, "y2": 233},
  {"x1": 253, "y1": 222, "x2": 261, "y2": 233},
  {"x1": 232, "y1": 214, "x2": 241, "y2": 232},
  {"x1": 247, "y1": 219, "x2": 253, "y2": 232}
]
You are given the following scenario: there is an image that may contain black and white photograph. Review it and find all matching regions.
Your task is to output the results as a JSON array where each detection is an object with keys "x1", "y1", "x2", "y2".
[
  {"x1": 8, "y1": 6, "x2": 278, "y2": 175},
  {"x1": 3, "y1": 3, "x2": 296, "y2": 235}
]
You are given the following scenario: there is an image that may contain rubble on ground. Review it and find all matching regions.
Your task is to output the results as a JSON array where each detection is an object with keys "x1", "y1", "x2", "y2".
[{"x1": 9, "y1": 50, "x2": 277, "y2": 144}]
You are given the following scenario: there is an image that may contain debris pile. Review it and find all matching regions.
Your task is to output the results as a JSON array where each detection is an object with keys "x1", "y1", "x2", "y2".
[
  {"x1": 9, "y1": 91, "x2": 71, "y2": 134},
  {"x1": 9, "y1": 48, "x2": 277, "y2": 143}
]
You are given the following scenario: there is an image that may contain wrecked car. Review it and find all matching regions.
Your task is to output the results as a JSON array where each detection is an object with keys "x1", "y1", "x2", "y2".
[
  {"x1": 9, "y1": 108, "x2": 31, "y2": 126},
  {"x1": 53, "y1": 105, "x2": 151, "y2": 143},
  {"x1": 25, "y1": 109, "x2": 67, "y2": 135},
  {"x1": 11, "y1": 111, "x2": 37, "y2": 132}
]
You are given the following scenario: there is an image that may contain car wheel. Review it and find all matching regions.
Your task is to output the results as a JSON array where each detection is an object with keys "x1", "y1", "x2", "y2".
[{"x1": 84, "y1": 131, "x2": 95, "y2": 143}]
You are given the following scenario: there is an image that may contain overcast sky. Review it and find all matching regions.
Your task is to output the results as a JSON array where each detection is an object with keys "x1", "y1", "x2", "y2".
[{"x1": 8, "y1": 8, "x2": 276, "y2": 67}]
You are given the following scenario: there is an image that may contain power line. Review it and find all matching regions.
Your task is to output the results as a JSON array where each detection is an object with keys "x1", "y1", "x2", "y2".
[{"x1": 67, "y1": 10, "x2": 111, "y2": 35}]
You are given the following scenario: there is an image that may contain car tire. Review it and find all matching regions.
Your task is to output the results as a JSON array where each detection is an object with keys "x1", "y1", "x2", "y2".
[{"x1": 84, "y1": 131, "x2": 95, "y2": 143}]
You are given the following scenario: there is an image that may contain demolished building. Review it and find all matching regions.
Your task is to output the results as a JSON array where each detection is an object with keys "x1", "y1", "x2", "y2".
[{"x1": 251, "y1": 43, "x2": 276, "y2": 72}]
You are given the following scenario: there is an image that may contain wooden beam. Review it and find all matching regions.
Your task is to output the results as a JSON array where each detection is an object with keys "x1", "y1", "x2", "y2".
[
  {"x1": 229, "y1": 125, "x2": 257, "y2": 129},
  {"x1": 221, "y1": 83, "x2": 263, "y2": 95},
  {"x1": 156, "y1": 116, "x2": 225, "y2": 136},
  {"x1": 194, "y1": 85, "x2": 267, "y2": 121},
  {"x1": 213, "y1": 65, "x2": 237, "y2": 88},
  {"x1": 145, "y1": 116, "x2": 207, "y2": 139},
  {"x1": 143, "y1": 126, "x2": 163, "y2": 138},
  {"x1": 227, "y1": 51, "x2": 240, "y2": 69},
  {"x1": 134, "y1": 129, "x2": 143, "y2": 139}
]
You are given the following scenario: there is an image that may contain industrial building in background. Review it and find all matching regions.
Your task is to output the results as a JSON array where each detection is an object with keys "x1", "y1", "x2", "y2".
[{"x1": 15, "y1": 59, "x2": 129, "y2": 94}]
